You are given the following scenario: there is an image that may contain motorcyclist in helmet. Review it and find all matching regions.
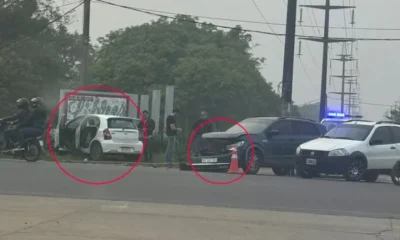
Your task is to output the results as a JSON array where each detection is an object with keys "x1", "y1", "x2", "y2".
[
  {"x1": 14, "y1": 97, "x2": 47, "y2": 151},
  {"x1": 0, "y1": 98, "x2": 31, "y2": 150}
]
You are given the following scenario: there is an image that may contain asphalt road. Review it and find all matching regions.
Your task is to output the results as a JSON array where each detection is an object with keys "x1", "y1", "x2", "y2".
[{"x1": 0, "y1": 160, "x2": 399, "y2": 219}]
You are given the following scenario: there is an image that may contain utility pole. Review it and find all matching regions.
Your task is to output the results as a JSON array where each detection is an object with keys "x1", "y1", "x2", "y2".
[
  {"x1": 281, "y1": 0, "x2": 297, "y2": 116},
  {"x1": 80, "y1": 0, "x2": 91, "y2": 86},
  {"x1": 299, "y1": 0, "x2": 355, "y2": 121},
  {"x1": 329, "y1": 54, "x2": 357, "y2": 112}
]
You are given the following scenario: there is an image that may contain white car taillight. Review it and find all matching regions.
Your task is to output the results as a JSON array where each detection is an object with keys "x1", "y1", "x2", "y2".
[{"x1": 103, "y1": 128, "x2": 112, "y2": 140}]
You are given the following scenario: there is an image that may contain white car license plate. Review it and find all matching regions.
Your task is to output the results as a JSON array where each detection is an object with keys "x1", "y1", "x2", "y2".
[
  {"x1": 121, "y1": 147, "x2": 134, "y2": 153},
  {"x1": 306, "y1": 158, "x2": 317, "y2": 165},
  {"x1": 202, "y1": 158, "x2": 217, "y2": 163}
]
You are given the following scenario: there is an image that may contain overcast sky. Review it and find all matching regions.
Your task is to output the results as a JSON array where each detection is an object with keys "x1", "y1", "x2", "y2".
[{"x1": 57, "y1": 0, "x2": 400, "y2": 120}]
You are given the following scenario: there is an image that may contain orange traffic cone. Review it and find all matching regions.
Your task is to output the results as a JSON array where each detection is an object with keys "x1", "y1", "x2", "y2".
[{"x1": 228, "y1": 147, "x2": 239, "y2": 173}]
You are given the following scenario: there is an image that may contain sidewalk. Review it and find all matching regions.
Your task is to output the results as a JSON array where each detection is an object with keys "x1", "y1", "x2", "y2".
[{"x1": 0, "y1": 195, "x2": 398, "y2": 240}]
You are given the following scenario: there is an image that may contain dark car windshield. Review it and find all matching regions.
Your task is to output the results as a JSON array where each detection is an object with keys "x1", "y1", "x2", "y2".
[
  {"x1": 107, "y1": 118, "x2": 137, "y2": 129},
  {"x1": 226, "y1": 118, "x2": 276, "y2": 134},
  {"x1": 323, "y1": 124, "x2": 373, "y2": 141},
  {"x1": 321, "y1": 120, "x2": 345, "y2": 131}
]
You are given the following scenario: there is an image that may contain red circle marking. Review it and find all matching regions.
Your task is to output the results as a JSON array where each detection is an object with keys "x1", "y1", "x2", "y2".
[
  {"x1": 46, "y1": 85, "x2": 147, "y2": 185},
  {"x1": 186, "y1": 117, "x2": 254, "y2": 185}
]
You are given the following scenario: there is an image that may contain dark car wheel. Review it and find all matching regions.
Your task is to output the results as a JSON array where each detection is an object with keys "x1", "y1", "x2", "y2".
[
  {"x1": 296, "y1": 163, "x2": 314, "y2": 179},
  {"x1": 23, "y1": 139, "x2": 42, "y2": 162},
  {"x1": 90, "y1": 142, "x2": 104, "y2": 161},
  {"x1": 363, "y1": 170, "x2": 379, "y2": 183},
  {"x1": 242, "y1": 150, "x2": 261, "y2": 175},
  {"x1": 272, "y1": 167, "x2": 290, "y2": 176},
  {"x1": 391, "y1": 161, "x2": 400, "y2": 186},
  {"x1": 344, "y1": 158, "x2": 366, "y2": 182}
]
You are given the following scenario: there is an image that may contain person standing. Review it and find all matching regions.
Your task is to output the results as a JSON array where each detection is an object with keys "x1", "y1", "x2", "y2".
[
  {"x1": 165, "y1": 108, "x2": 181, "y2": 168},
  {"x1": 137, "y1": 110, "x2": 156, "y2": 162},
  {"x1": 191, "y1": 111, "x2": 213, "y2": 156}
]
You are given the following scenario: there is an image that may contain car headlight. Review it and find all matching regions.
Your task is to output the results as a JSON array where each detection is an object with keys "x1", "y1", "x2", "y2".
[
  {"x1": 226, "y1": 141, "x2": 246, "y2": 150},
  {"x1": 328, "y1": 148, "x2": 349, "y2": 157},
  {"x1": 296, "y1": 146, "x2": 301, "y2": 155}
]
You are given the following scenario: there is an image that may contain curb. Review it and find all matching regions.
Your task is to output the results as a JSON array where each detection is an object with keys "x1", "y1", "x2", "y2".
[
  {"x1": 1, "y1": 158, "x2": 179, "y2": 168},
  {"x1": 46, "y1": 159, "x2": 179, "y2": 167}
]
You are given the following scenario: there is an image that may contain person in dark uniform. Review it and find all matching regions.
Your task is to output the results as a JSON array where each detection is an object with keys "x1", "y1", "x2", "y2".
[
  {"x1": 165, "y1": 108, "x2": 181, "y2": 167},
  {"x1": 191, "y1": 111, "x2": 214, "y2": 156},
  {"x1": 14, "y1": 97, "x2": 47, "y2": 150},
  {"x1": 137, "y1": 110, "x2": 156, "y2": 162},
  {"x1": 0, "y1": 98, "x2": 31, "y2": 150}
]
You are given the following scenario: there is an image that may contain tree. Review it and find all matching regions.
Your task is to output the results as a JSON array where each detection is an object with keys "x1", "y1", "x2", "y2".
[
  {"x1": 0, "y1": 0, "x2": 83, "y2": 114},
  {"x1": 386, "y1": 105, "x2": 400, "y2": 122},
  {"x1": 91, "y1": 15, "x2": 281, "y2": 127},
  {"x1": 297, "y1": 102, "x2": 319, "y2": 121}
]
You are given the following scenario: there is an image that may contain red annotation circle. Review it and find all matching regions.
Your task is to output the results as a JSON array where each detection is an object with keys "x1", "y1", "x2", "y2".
[
  {"x1": 186, "y1": 117, "x2": 254, "y2": 185},
  {"x1": 46, "y1": 85, "x2": 147, "y2": 185}
]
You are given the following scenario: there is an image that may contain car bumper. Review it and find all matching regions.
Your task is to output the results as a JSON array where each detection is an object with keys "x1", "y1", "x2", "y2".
[
  {"x1": 182, "y1": 150, "x2": 247, "y2": 169},
  {"x1": 101, "y1": 141, "x2": 143, "y2": 155},
  {"x1": 297, "y1": 155, "x2": 352, "y2": 175}
]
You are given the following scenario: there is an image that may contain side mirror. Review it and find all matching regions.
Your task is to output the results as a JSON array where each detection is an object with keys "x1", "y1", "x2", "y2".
[
  {"x1": 267, "y1": 129, "x2": 280, "y2": 138},
  {"x1": 370, "y1": 139, "x2": 383, "y2": 146}
]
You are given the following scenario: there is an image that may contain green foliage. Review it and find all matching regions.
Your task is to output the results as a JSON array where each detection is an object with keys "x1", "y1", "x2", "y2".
[
  {"x1": 297, "y1": 102, "x2": 320, "y2": 121},
  {"x1": 386, "y1": 106, "x2": 400, "y2": 122},
  {"x1": 90, "y1": 15, "x2": 281, "y2": 126},
  {"x1": 0, "y1": 0, "x2": 82, "y2": 115}
]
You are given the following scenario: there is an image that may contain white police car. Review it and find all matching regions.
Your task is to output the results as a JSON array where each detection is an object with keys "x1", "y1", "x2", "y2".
[
  {"x1": 320, "y1": 112, "x2": 362, "y2": 131},
  {"x1": 296, "y1": 120, "x2": 400, "y2": 182}
]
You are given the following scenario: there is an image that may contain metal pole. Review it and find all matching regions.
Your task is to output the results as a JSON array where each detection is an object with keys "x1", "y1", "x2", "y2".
[
  {"x1": 80, "y1": 0, "x2": 91, "y2": 86},
  {"x1": 340, "y1": 55, "x2": 345, "y2": 112},
  {"x1": 319, "y1": 0, "x2": 330, "y2": 121},
  {"x1": 281, "y1": 0, "x2": 298, "y2": 116}
]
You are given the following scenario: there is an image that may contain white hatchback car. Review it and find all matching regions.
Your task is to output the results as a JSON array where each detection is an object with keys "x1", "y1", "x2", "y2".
[
  {"x1": 55, "y1": 114, "x2": 143, "y2": 161},
  {"x1": 296, "y1": 120, "x2": 400, "y2": 182}
]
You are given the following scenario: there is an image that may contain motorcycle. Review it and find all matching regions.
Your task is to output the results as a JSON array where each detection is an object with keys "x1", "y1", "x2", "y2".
[
  {"x1": 391, "y1": 161, "x2": 400, "y2": 186},
  {"x1": 0, "y1": 122, "x2": 42, "y2": 162}
]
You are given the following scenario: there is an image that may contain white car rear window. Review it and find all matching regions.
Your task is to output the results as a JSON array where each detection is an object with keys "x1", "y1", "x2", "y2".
[{"x1": 107, "y1": 118, "x2": 136, "y2": 129}]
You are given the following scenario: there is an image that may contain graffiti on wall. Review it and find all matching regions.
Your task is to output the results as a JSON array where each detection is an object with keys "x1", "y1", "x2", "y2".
[{"x1": 66, "y1": 95, "x2": 127, "y2": 121}]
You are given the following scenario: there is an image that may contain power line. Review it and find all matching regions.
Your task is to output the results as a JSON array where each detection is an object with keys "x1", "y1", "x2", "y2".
[
  {"x1": 251, "y1": 0, "x2": 283, "y2": 44},
  {"x1": 92, "y1": 0, "x2": 400, "y2": 32},
  {"x1": 342, "y1": 0, "x2": 348, "y2": 39},
  {"x1": 94, "y1": 0, "x2": 400, "y2": 41},
  {"x1": 280, "y1": 0, "x2": 318, "y2": 99},
  {"x1": 307, "y1": 0, "x2": 322, "y2": 36},
  {"x1": 328, "y1": 97, "x2": 392, "y2": 107},
  {"x1": 299, "y1": 97, "x2": 392, "y2": 107},
  {"x1": 0, "y1": 1, "x2": 83, "y2": 51}
]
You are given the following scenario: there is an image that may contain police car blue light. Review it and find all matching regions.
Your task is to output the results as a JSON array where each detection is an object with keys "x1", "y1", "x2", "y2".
[{"x1": 326, "y1": 112, "x2": 346, "y2": 118}]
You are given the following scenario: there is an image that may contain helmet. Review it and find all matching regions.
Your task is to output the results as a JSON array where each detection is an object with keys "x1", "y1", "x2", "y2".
[
  {"x1": 31, "y1": 97, "x2": 44, "y2": 108},
  {"x1": 16, "y1": 98, "x2": 29, "y2": 109}
]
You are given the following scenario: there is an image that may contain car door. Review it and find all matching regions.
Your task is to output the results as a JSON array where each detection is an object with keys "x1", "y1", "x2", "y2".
[
  {"x1": 78, "y1": 116, "x2": 100, "y2": 152},
  {"x1": 367, "y1": 126, "x2": 396, "y2": 169},
  {"x1": 266, "y1": 120, "x2": 293, "y2": 160},
  {"x1": 75, "y1": 116, "x2": 90, "y2": 149},
  {"x1": 292, "y1": 121, "x2": 322, "y2": 146},
  {"x1": 389, "y1": 126, "x2": 400, "y2": 166},
  {"x1": 58, "y1": 115, "x2": 85, "y2": 150}
]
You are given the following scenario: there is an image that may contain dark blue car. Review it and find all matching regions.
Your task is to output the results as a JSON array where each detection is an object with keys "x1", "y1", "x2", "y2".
[{"x1": 180, "y1": 117, "x2": 326, "y2": 175}]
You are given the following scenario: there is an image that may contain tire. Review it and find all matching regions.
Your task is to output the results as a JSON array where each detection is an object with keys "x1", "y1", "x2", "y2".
[
  {"x1": 363, "y1": 170, "x2": 379, "y2": 183},
  {"x1": 391, "y1": 161, "x2": 400, "y2": 186},
  {"x1": 344, "y1": 158, "x2": 366, "y2": 182},
  {"x1": 23, "y1": 139, "x2": 42, "y2": 162},
  {"x1": 90, "y1": 141, "x2": 104, "y2": 161},
  {"x1": 242, "y1": 150, "x2": 261, "y2": 175},
  {"x1": 272, "y1": 167, "x2": 290, "y2": 176},
  {"x1": 296, "y1": 163, "x2": 314, "y2": 179}
]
